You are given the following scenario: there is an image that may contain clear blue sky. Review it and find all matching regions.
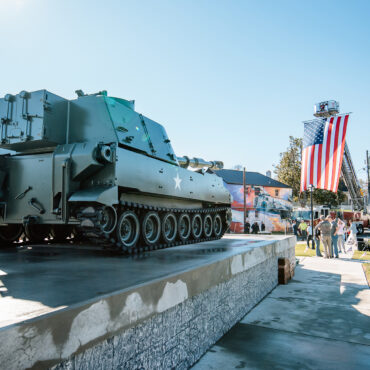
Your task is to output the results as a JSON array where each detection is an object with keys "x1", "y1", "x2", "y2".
[{"x1": 0, "y1": 0, "x2": 369, "y2": 180}]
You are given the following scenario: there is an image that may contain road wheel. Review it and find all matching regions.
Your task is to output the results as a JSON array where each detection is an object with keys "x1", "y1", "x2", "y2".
[
  {"x1": 116, "y1": 210, "x2": 140, "y2": 250},
  {"x1": 142, "y1": 211, "x2": 161, "y2": 246},
  {"x1": 162, "y1": 212, "x2": 177, "y2": 244},
  {"x1": 50, "y1": 225, "x2": 73, "y2": 242},
  {"x1": 0, "y1": 224, "x2": 23, "y2": 245},
  {"x1": 178, "y1": 213, "x2": 191, "y2": 242},
  {"x1": 213, "y1": 213, "x2": 223, "y2": 237},
  {"x1": 203, "y1": 214, "x2": 213, "y2": 238},
  {"x1": 191, "y1": 214, "x2": 202, "y2": 240},
  {"x1": 71, "y1": 226, "x2": 87, "y2": 242},
  {"x1": 98, "y1": 206, "x2": 117, "y2": 235},
  {"x1": 25, "y1": 224, "x2": 51, "y2": 243}
]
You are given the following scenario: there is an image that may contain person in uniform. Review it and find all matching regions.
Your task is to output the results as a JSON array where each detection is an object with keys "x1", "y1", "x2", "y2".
[{"x1": 315, "y1": 216, "x2": 332, "y2": 258}]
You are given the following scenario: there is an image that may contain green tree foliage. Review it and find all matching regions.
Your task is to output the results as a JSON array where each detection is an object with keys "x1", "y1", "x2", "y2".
[
  {"x1": 274, "y1": 136, "x2": 346, "y2": 206},
  {"x1": 312, "y1": 187, "x2": 346, "y2": 206},
  {"x1": 274, "y1": 136, "x2": 302, "y2": 200}
]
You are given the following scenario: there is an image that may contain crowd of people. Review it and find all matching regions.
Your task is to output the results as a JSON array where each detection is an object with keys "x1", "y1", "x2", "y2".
[
  {"x1": 292, "y1": 217, "x2": 358, "y2": 258},
  {"x1": 244, "y1": 221, "x2": 266, "y2": 234}
]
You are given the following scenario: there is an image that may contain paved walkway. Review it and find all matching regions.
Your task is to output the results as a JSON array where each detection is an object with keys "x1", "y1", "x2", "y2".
[{"x1": 193, "y1": 256, "x2": 370, "y2": 370}]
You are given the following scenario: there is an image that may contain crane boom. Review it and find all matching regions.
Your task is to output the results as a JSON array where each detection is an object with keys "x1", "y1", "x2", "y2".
[{"x1": 341, "y1": 143, "x2": 364, "y2": 211}]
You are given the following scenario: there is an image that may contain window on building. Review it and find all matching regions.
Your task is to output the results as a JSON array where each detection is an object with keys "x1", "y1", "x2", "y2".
[{"x1": 275, "y1": 189, "x2": 279, "y2": 197}]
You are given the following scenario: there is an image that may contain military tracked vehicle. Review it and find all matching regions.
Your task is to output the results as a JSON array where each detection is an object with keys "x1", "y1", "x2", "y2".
[{"x1": 0, "y1": 90, "x2": 231, "y2": 252}]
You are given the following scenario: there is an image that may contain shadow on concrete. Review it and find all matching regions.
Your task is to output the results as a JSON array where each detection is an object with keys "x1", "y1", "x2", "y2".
[
  {"x1": 0, "y1": 238, "x2": 258, "y2": 316},
  {"x1": 193, "y1": 263, "x2": 370, "y2": 370},
  {"x1": 196, "y1": 323, "x2": 370, "y2": 370}
]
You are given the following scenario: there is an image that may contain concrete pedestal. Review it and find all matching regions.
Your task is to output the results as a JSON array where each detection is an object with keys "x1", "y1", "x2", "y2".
[{"x1": 0, "y1": 235, "x2": 295, "y2": 369}]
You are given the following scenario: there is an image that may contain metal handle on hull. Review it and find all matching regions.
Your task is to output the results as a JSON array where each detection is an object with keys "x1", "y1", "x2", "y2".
[
  {"x1": 28, "y1": 198, "x2": 45, "y2": 214},
  {"x1": 15, "y1": 186, "x2": 32, "y2": 200}
]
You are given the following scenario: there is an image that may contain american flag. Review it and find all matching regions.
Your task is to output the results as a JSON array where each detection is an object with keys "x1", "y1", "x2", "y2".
[{"x1": 300, "y1": 114, "x2": 349, "y2": 193}]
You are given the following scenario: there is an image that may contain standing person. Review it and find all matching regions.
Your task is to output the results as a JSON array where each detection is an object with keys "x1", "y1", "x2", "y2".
[
  {"x1": 261, "y1": 222, "x2": 265, "y2": 232},
  {"x1": 316, "y1": 216, "x2": 332, "y2": 258},
  {"x1": 306, "y1": 222, "x2": 315, "y2": 250},
  {"x1": 336, "y1": 217, "x2": 346, "y2": 253},
  {"x1": 244, "y1": 219, "x2": 251, "y2": 234},
  {"x1": 251, "y1": 221, "x2": 260, "y2": 234},
  {"x1": 292, "y1": 220, "x2": 298, "y2": 238},
  {"x1": 314, "y1": 224, "x2": 322, "y2": 257},
  {"x1": 298, "y1": 220, "x2": 308, "y2": 241},
  {"x1": 345, "y1": 220, "x2": 358, "y2": 251},
  {"x1": 331, "y1": 216, "x2": 339, "y2": 258},
  {"x1": 296, "y1": 220, "x2": 302, "y2": 240}
]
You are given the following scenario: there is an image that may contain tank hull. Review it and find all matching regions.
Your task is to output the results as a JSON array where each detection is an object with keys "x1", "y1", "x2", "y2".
[{"x1": 0, "y1": 90, "x2": 231, "y2": 251}]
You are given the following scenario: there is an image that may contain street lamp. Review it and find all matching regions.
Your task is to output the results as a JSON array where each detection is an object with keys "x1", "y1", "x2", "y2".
[{"x1": 308, "y1": 184, "x2": 315, "y2": 249}]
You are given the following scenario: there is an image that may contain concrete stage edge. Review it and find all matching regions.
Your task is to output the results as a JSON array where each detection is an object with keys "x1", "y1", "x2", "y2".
[{"x1": 0, "y1": 235, "x2": 295, "y2": 369}]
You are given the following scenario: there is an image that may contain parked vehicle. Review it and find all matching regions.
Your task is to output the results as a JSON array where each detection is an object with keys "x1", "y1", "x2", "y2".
[
  {"x1": 0, "y1": 89, "x2": 231, "y2": 252},
  {"x1": 292, "y1": 205, "x2": 369, "y2": 234}
]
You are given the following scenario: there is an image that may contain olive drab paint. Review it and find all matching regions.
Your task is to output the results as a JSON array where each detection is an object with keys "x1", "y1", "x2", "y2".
[{"x1": 0, "y1": 90, "x2": 231, "y2": 250}]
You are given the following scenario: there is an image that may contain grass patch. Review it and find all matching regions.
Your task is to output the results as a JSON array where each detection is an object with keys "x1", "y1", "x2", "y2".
[
  {"x1": 362, "y1": 264, "x2": 370, "y2": 287},
  {"x1": 352, "y1": 251, "x2": 370, "y2": 287},
  {"x1": 352, "y1": 250, "x2": 370, "y2": 261},
  {"x1": 295, "y1": 242, "x2": 323, "y2": 257}
]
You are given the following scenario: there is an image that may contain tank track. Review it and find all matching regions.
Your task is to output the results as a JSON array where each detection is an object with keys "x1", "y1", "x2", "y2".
[{"x1": 78, "y1": 201, "x2": 230, "y2": 254}]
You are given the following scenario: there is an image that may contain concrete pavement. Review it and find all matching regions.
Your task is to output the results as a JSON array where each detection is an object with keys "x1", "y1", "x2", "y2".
[
  {"x1": 0, "y1": 235, "x2": 291, "y2": 328},
  {"x1": 193, "y1": 256, "x2": 370, "y2": 370},
  {"x1": 0, "y1": 235, "x2": 295, "y2": 369}
]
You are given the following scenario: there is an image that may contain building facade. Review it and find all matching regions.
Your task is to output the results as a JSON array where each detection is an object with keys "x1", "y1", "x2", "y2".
[{"x1": 215, "y1": 169, "x2": 293, "y2": 233}]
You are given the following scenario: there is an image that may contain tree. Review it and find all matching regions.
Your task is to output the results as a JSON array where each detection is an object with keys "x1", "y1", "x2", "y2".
[
  {"x1": 312, "y1": 188, "x2": 346, "y2": 207},
  {"x1": 274, "y1": 136, "x2": 346, "y2": 206},
  {"x1": 274, "y1": 136, "x2": 302, "y2": 201},
  {"x1": 359, "y1": 178, "x2": 369, "y2": 198}
]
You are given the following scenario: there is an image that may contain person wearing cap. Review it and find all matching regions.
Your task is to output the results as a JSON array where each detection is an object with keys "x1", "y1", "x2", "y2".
[{"x1": 315, "y1": 215, "x2": 332, "y2": 258}]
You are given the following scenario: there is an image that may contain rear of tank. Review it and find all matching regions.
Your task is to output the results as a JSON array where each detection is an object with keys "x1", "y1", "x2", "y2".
[
  {"x1": 0, "y1": 91, "x2": 68, "y2": 225},
  {"x1": 0, "y1": 91, "x2": 120, "y2": 239}
]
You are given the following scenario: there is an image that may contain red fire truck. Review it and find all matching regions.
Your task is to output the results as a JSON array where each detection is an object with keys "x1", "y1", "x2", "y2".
[{"x1": 292, "y1": 205, "x2": 369, "y2": 234}]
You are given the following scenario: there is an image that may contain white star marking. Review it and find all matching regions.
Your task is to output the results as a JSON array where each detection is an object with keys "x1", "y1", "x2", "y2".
[{"x1": 173, "y1": 173, "x2": 182, "y2": 190}]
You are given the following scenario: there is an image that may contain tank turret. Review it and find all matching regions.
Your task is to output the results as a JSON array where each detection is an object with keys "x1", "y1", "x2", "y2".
[{"x1": 0, "y1": 90, "x2": 231, "y2": 252}]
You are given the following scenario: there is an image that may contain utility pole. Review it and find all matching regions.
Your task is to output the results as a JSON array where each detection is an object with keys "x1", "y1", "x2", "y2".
[
  {"x1": 243, "y1": 167, "x2": 247, "y2": 233},
  {"x1": 367, "y1": 150, "x2": 370, "y2": 202}
]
